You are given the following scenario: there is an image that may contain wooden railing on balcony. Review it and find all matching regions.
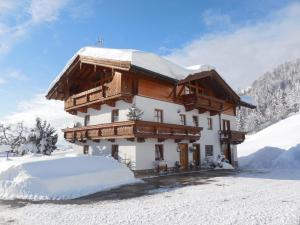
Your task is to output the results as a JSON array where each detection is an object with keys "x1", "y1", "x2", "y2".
[
  {"x1": 182, "y1": 94, "x2": 224, "y2": 112},
  {"x1": 63, "y1": 120, "x2": 202, "y2": 142},
  {"x1": 64, "y1": 86, "x2": 132, "y2": 113},
  {"x1": 220, "y1": 130, "x2": 246, "y2": 144}
]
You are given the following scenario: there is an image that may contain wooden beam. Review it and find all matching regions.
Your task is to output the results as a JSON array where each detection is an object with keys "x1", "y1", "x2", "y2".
[
  {"x1": 137, "y1": 137, "x2": 145, "y2": 143},
  {"x1": 126, "y1": 138, "x2": 135, "y2": 142},
  {"x1": 106, "y1": 101, "x2": 116, "y2": 107},
  {"x1": 77, "y1": 107, "x2": 87, "y2": 113},
  {"x1": 198, "y1": 109, "x2": 207, "y2": 114},
  {"x1": 90, "y1": 104, "x2": 101, "y2": 110}
]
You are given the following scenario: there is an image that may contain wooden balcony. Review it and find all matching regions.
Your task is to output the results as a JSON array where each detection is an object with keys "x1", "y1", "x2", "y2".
[
  {"x1": 63, "y1": 120, "x2": 202, "y2": 142},
  {"x1": 64, "y1": 86, "x2": 133, "y2": 114},
  {"x1": 220, "y1": 130, "x2": 246, "y2": 144},
  {"x1": 182, "y1": 94, "x2": 224, "y2": 114}
]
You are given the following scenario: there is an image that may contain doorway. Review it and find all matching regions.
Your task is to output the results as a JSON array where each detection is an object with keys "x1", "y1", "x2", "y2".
[
  {"x1": 178, "y1": 143, "x2": 188, "y2": 170},
  {"x1": 222, "y1": 143, "x2": 232, "y2": 164},
  {"x1": 193, "y1": 144, "x2": 200, "y2": 167}
]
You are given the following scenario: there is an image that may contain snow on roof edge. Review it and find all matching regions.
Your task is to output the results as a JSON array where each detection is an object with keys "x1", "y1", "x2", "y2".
[{"x1": 47, "y1": 46, "x2": 214, "y2": 95}]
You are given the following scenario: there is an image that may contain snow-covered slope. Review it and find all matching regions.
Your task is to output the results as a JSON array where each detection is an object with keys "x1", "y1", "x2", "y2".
[
  {"x1": 49, "y1": 47, "x2": 214, "y2": 92},
  {"x1": 0, "y1": 153, "x2": 139, "y2": 200},
  {"x1": 238, "y1": 112, "x2": 300, "y2": 157}
]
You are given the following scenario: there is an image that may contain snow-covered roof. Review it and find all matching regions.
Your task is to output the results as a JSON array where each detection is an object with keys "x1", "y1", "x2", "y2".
[{"x1": 48, "y1": 46, "x2": 214, "y2": 92}]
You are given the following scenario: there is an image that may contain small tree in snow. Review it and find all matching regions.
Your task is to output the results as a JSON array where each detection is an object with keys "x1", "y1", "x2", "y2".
[
  {"x1": 127, "y1": 104, "x2": 144, "y2": 121},
  {"x1": 26, "y1": 118, "x2": 58, "y2": 155}
]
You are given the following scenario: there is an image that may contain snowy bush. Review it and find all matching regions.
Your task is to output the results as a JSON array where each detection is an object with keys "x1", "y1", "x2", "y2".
[{"x1": 25, "y1": 118, "x2": 58, "y2": 155}]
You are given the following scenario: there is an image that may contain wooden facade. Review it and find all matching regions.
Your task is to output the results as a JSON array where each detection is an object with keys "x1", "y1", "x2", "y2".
[{"x1": 47, "y1": 54, "x2": 254, "y2": 148}]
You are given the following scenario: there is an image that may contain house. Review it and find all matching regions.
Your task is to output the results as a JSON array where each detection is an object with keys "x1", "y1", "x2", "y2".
[{"x1": 46, "y1": 47, "x2": 255, "y2": 173}]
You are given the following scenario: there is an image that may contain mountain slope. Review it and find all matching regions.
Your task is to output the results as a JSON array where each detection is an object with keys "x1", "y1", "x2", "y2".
[{"x1": 238, "y1": 58, "x2": 300, "y2": 132}]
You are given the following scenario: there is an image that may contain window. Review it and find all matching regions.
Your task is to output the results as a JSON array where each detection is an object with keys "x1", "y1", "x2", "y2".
[
  {"x1": 155, "y1": 144, "x2": 164, "y2": 161},
  {"x1": 83, "y1": 145, "x2": 89, "y2": 155},
  {"x1": 207, "y1": 118, "x2": 213, "y2": 130},
  {"x1": 111, "y1": 144, "x2": 119, "y2": 160},
  {"x1": 111, "y1": 109, "x2": 119, "y2": 122},
  {"x1": 192, "y1": 116, "x2": 199, "y2": 127},
  {"x1": 154, "y1": 109, "x2": 163, "y2": 123},
  {"x1": 180, "y1": 114, "x2": 186, "y2": 125},
  {"x1": 84, "y1": 115, "x2": 90, "y2": 126},
  {"x1": 205, "y1": 145, "x2": 213, "y2": 157},
  {"x1": 223, "y1": 120, "x2": 230, "y2": 131}
]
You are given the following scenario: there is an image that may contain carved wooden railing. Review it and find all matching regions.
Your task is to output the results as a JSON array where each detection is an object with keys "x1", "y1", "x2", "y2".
[
  {"x1": 64, "y1": 86, "x2": 132, "y2": 112},
  {"x1": 182, "y1": 94, "x2": 224, "y2": 112},
  {"x1": 220, "y1": 130, "x2": 246, "y2": 144},
  {"x1": 63, "y1": 120, "x2": 202, "y2": 142}
]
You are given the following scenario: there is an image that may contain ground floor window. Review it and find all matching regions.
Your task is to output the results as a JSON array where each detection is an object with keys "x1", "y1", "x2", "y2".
[
  {"x1": 83, "y1": 145, "x2": 89, "y2": 155},
  {"x1": 111, "y1": 144, "x2": 119, "y2": 160},
  {"x1": 155, "y1": 144, "x2": 164, "y2": 161},
  {"x1": 205, "y1": 145, "x2": 213, "y2": 157}
]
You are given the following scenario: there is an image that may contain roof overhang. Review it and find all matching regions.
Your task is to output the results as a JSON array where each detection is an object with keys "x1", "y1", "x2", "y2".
[
  {"x1": 178, "y1": 70, "x2": 240, "y2": 103},
  {"x1": 46, "y1": 56, "x2": 131, "y2": 100}
]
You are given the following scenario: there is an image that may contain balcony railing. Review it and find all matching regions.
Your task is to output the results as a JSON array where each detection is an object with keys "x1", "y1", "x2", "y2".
[
  {"x1": 182, "y1": 94, "x2": 224, "y2": 112},
  {"x1": 64, "y1": 86, "x2": 132, "y2": 113},
  {"x1": 220, "y1": 130, "x2": 246, "y2": 144},
  {"x1": 63, "y1": 120, "x2": 202, "y2": 142}
]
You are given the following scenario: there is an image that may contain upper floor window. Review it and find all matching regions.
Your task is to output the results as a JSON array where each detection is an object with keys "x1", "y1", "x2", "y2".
[
  {"x1": 192, "y1": 116, "x2": 199, "y2": 127},
  {"x1": 84, "y1": 115, "x2": 90, "y2": 126},
  {"x1": 223, "y1": 119, "x2": 230, "y2": 131},
  {"x1": 207, "y1": 118, "x2": 213, "y2": 130},
  {"x1": 154, "y1": 109, "x2": 163, "y2": 123},
  {"x1": 180, "y1": 114, "x2": 186, "y2": 125},
  {"x1": 205, "y1": 145, "x2": 213, "y2": 157},
  {"x1": 111, "y1": 109, "x2": 119, "y2": 122},
  {"x1": 155, "y1": 144, "x2": 164, "y2": 161}
]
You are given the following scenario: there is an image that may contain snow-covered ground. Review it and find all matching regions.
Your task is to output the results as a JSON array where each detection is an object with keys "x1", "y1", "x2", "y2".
[
  {"x1": 238, "y1": 113, "x2": 300, "y2": 169},
  {"x1": 0, "y1": 151, "x2": 139, "y2": 200},
  {"x1": 0, "y1": 170, "x2": 299, "y2": 225},
  {"x1": 238, "y1": 113, "x2": 300, "y2": 157}
]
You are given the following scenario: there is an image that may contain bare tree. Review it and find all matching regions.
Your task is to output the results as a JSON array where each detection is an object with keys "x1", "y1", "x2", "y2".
[{"x1": 0, "y1": 123, "x2": 27, "y2": 156}]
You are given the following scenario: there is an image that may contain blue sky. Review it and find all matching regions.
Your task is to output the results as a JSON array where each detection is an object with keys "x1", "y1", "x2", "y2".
[{"x1": 0, "y1": 0, "x2": 299, "y2": 121}]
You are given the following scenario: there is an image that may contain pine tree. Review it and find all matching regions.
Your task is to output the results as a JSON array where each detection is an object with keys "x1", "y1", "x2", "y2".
[
  {"x1": 27, "y1": 118, "x2": 58, "y2": 155},
  {"x1": 127, "y1": 104, "x2": 144, "y2": 121}
]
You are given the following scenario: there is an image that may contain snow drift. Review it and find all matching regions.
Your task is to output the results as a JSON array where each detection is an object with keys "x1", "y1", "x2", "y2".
[
  {"x1": 239, "y1": 144, "x2": 300, "y2": 170},
  {"x1": 238, "y1": 113, "x2": 300, "y2": 157},
  {"x1": 0, "y1": 154, "x2": 139, "y2": 200}
]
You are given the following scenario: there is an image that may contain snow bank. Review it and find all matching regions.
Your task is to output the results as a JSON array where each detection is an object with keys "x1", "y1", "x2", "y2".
[
  {"x1": 238, "y1": 113, "x2": 300, "y2": 157},
  {"x1": 48, "y1": 47, "x2": 214, "y2": 92},
  {"x1": 0, "y1": 154, "x2": 139, "y2": 200},
  {"x1": 239, "y1": 144, "x2": 300, "y2": 170}
]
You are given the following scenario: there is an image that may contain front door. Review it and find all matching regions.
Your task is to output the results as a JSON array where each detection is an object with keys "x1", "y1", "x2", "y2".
[
  {"x1": 222, "y1": 143, "x2": 232, "y2": 164},
  {"x1": 193, "y1": 144, "x2": 200, "y2": 167},
  {"x1": 179, "y1": 143, "x2": 188, "y2": 170}
]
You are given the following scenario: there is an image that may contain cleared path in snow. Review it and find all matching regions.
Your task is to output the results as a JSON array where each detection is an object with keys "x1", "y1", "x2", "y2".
[{"x1": 0, "y1": 170, "x2": 299, "y2": 225}]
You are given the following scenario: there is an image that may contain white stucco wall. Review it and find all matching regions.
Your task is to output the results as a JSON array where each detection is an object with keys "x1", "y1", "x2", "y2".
[{"x1": 69, "y1": 95, "x2": 239, "y2": 170}]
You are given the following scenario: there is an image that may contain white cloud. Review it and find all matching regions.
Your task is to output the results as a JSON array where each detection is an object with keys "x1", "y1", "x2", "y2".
[
  {"x1": 0, "y1": 94, "x2": 74, "y2": 147},
  {"x1": 166, "y1": 3, "x2": 300, "y2": 89},
  {"x1": 29, "y1": 0, "x2": 70, "y2": 23},
  {"x1": 0, "y1": 0, "x2": 72, "y2": 56},
  {"x1": 6, "y1": 69, "x2": 29, "y2": 81},
  {"x1": 201, "y1": 9, "x2": 232, "y2": 28}
]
